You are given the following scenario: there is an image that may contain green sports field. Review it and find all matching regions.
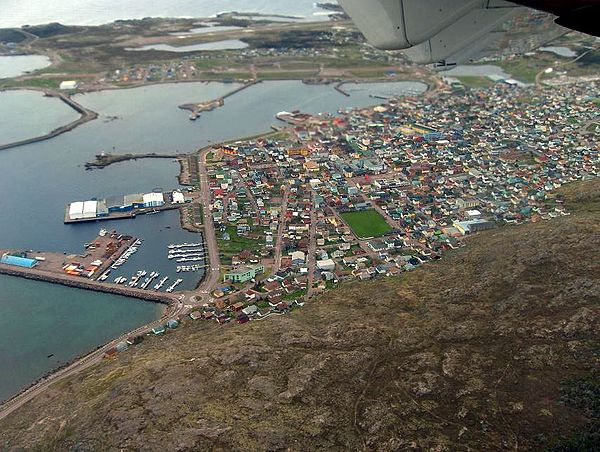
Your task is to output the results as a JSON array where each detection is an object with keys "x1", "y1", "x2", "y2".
[{"x1": 340, "y1": 209, "x2": 392, "y2": 238}]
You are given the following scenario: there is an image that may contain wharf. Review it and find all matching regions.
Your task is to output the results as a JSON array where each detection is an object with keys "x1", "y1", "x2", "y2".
[
  {"x1": 64, "y1": 198, "x2": 180, "y2": 224},
  {"x1": 0, "y1": 232, "x2": 175, "y2": 304},
  {"x1": 0, "y1": 264, "x2": 174, "y2": 304}
]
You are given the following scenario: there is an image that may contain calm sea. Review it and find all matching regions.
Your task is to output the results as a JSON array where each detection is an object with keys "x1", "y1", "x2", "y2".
[{"x1": 0, "y1": 0, "x2": 332, "y2": 27}]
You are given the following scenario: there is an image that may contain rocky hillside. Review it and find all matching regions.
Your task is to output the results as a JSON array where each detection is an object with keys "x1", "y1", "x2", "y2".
[{"x1": 0, "y1": 181, "x2": 598, "y2": 451}]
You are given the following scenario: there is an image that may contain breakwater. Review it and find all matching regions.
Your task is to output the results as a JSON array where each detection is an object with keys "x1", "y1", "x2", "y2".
[
  {"x1": 0, "y1": 89, "x2": 98, "y2": 151},
  {"x1": 85, "y1": 152, "x2": 179, "y2": 170},
  {"x1": 0, "y1": 264, "x2": 175, "y2": 304},
  {"x1": 178, "y1": 80, "x2": 261, "y2": 116}
]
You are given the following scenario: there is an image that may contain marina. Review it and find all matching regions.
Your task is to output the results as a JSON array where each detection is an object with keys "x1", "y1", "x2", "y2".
[{"x1": 0, "y1": 229, "x2": 190, "y2": 301}]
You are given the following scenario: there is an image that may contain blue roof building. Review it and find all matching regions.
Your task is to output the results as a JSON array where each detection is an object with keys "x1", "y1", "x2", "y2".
[{"x1": 1, "y1": 254, "x2": 37, "y2": 268}]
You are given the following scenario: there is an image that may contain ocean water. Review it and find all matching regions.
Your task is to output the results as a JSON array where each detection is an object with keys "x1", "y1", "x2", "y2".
[
  {"x1": 0, "y1": 0, "x2": 334, "y2": 28},
  {"x1": 0, "y1": 55, "x2": 51, "y2": 78},
  {"x1": 0, "y1": 79, "x2": 426, "y2": 401},
  {"x1": 0, "y1": 90, "x2": 80, "y2": 146},
  {"x1": 0, "y1": 275, "x2": 164, "y2": 402}
]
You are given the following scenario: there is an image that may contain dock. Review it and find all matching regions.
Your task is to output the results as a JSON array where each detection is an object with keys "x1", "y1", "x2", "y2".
[
  {"x1": 64, "y1": 209, "x2": 137, "y2": 223},
  {"x1": 0, "y1": 231, "x2": 175, "y2": 304},
  {"x1": 64, "y1": 191, "x2": 181, "y2": 224}
]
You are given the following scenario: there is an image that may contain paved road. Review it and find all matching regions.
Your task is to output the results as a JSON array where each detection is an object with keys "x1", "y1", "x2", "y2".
[
  {"x1": 306, "y1": 189, "x2": 318, "y2": 298},
  {"x1": 193, "y1": 147, "x2": 222, "y2": 301},
  {"x1": 271, "y1": 186, "x2": 289, "y2": 275}
]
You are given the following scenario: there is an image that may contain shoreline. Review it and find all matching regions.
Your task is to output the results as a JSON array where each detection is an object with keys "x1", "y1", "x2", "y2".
[
  {"x1": 0, "y1": 76, "x2": 428, "y2": 154},
  {"x1": 0, "y1": 88, "x2": 98, "y2": 152}
]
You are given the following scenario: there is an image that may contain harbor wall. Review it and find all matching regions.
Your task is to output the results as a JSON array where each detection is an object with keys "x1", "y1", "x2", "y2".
[
  {"x1": 0, "y1": 264, "x2": 174, "y2": 305},
  {"x1": 0, "y1": 90, "x2": 98, "y2": 152}
]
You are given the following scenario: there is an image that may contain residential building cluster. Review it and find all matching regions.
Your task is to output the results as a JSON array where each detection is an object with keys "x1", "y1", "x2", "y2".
[{"x1": 196, "y1": 78, "x2": 598, "y2": 321}]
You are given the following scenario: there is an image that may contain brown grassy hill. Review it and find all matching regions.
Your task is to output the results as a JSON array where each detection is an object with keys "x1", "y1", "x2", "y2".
[{"x1": 0, "y1": 180, "x2": 598, "y2": 451}]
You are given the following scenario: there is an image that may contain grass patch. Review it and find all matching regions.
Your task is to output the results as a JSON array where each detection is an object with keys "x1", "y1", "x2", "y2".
[
  {"x1": 341, "y1": 209, "x2": 392, "y2": 238},
  {"x1": 0, "y1": 77, "x2": 62, "y2": 89},
  {"x1": 453, "y1": 76, "x2": 494, "y2": 88},
  {"x1": 256, "y1": 71, "x2": 315, "y2": 80},
  {"x1": 217, "y1": 225, "x2": 262, "y2": 255},
  {"x1": 283, "y1": 289, "x2": 307, "y2": 301},
  {"x1": 585, "y1": 122, "x2": 599, "y2": 133}
]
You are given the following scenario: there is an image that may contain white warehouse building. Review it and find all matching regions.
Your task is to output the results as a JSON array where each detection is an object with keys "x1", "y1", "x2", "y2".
[
  {"x1": 68, "y1": 200, "x2": 98, "y2": 220},
  {"x1": 68, "y1": 201, "x2": 85, "y2": 220},
  {"x1": 82, "y1": 200, "x2": 98, "y2": 219},
  {"x1": 143, "y1": 192, "x2": 165, "y2": 208}
]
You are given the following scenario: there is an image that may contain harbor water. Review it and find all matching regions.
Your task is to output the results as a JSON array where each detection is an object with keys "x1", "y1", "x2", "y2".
[
  {"x1": 0, "y1": 55, "x2": 51, "y2": 79},
  {"x1": 0, "y1": 79, "x2": 426, "y2": 401},
  {"x1": 0, "y1": 90, "x2": 80, "y2": 146},
  {"x1": 0, "y1": 275, "x2": 164, "y2": 402}
]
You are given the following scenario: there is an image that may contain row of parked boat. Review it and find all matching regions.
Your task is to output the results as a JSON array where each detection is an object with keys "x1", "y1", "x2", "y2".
[
  {"x1": 98, "y1": 242, "x2": 206, "y2": 293},
  {"x1": 167, "y1": 242, "x2": 206, "y2": 265},
  {"x1": 111, "y1": 239, "x2": 143, "y2": 270},
  {"x1": 166, "y1": 279, "x2": 183, "y2": 293},
  {"x1": 176, "y1": 264, "x2": 206, "y2": 273},
  {"x1": 110, "y1": 270, "x2": 175, "y2": 292},
  {"x1": 168, "y1": 248, "x2": 205, "y2": 258},
  {"x1": 168, "y1": 242, "x2": 202, "y2": 250}
]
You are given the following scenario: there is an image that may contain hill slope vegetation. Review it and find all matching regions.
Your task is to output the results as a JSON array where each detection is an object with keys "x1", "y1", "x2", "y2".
[{"x1": 0, "y1": 181, "x2": 598, "y2": 451}]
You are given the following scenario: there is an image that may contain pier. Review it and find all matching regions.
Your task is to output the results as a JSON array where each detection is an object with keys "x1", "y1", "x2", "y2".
[
  {"x1": 0, "y1": 89, "x2": 98, "y2": 152},
  {"x1": 0, "y1": 265, "x2": 174, "y2": 304},
  {"x1": 177, "y1": 80, "x2": 261, "y2": 118},
  {"x1": 63, "y1": 192, "x2": 181, "y2": 224},
  {"x1": 0, "y1": 231, "x2": 177, "y2": 304}
]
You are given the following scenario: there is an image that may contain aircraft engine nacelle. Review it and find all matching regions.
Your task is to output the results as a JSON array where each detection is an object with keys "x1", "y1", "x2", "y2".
[{"x1": 338, "y1": 0, "x2": 524, "y2": 65}]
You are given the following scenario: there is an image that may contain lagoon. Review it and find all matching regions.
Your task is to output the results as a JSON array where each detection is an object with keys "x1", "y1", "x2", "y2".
[{"x1": 127, "y1": 39, "x2": 249, "y2": 53}]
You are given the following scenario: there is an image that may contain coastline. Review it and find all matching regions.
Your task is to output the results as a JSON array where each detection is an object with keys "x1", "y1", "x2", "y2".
[{"x1": 0, "y1": 295, "x2": 179, "y2": 417}]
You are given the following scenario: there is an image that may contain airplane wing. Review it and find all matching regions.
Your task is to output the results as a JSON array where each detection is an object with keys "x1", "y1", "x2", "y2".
[{"x1": 338, "y1": 0, "x2": 598, "y2": 67}]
